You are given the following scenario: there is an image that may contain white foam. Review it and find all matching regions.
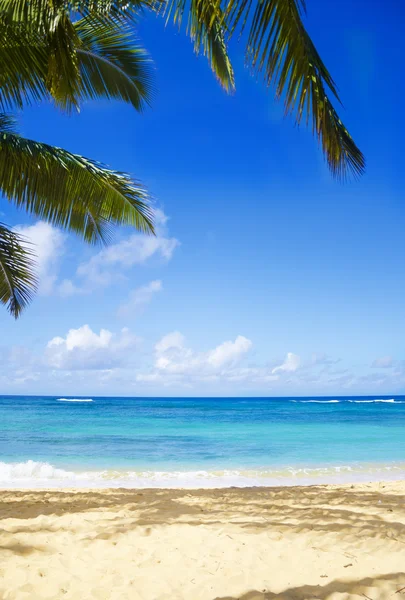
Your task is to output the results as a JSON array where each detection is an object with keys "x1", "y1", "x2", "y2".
[
  {"x1": 374, "y1": 399, "x2": 396, "y2": 403},
  {"x1": 349, "y1": 400, "x2": 374, "y2": 403},
  {"x1": 0, "y1": 460, "x2": 76, "y2": 481},
  {"x1": 300, "y1": 400, "x2": 340, "y2": 403},
  {"x1": 1, "y1": 460, "x2": 405, "y2": 489},
  {"x1": 349, "y1": 399, "x2": 402, "y2": 404},
  {"x1": 57, "y1": 398, "x2": 93, "y2": 403}
]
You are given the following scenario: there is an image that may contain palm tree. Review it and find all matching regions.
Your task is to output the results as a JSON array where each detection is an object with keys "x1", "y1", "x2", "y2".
[{"x1": 0, "y1": 0, "x2": 364, "y2": 318}]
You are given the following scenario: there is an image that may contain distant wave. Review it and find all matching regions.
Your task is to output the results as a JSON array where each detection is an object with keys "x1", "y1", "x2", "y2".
[
  {"x1": 348, "y1": 399, "x2": 403, "y2": 404},
  {"x1": 293, "y1": 398, "x2": 404, "y2": 404},
  {"x1": 296, "y1": 400, "x2": 340, "y2": 404},
  {"x1": 373, "y1": 399, "x2": 396, "y2": 403},
  {"x1": 2, "y1": 460, "x2": 405, "y2": 489},
  {"x1": 57, "y1": 398, "x2": 93, "y2": 403}
]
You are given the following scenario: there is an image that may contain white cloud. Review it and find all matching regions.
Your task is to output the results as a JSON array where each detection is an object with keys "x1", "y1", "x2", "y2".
[
  {"x1": 13, "y1": 211, "x2": 177, "y2": 300},
  {"x1": 117, "y1": 280, "x2": 162, "y2": 317},
  {"x1": 48, "y1": 324, "x2": 112, "y2": 352},
  {"x1": 207, "y1": 336, "x2": 252, "y2": 368},
  {"x1": 4, "y1": 328, "x2": 405, "y2": 394},
  {"x1": 371, "y1": 356, "x2": 395, "y2": 368},
  {"x1": 272, "y1": 352, "x2": 301, "y2": 374},
  {"x1": 155, "y1": 331, "x2": 186, "y2": 354},
  {"x1": 46, "y1": 325, "x2": 140, "y2": 370},
  {"x1": 58, "y1": 279, "x2": 86, "y2": 298},
  {"x1": 155, "y1": 331, "x2": 186, "y2": 353},
  {"x1": 15, "y1": 222, "x2": 65, "y2": 295},
  {"x1": 138, "y1": 332, "x2": 253, "y2": 381},
  {"x1": 62, "y1": 209, "x2": 179, "y2": 295}
]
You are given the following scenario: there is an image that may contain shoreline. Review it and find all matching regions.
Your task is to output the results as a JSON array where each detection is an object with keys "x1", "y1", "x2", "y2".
[
  {"x1": 1, "y1": 477, "x2": 405, "y2": 492},
  {"x1": 2, "y1": 459, "x2": 405, "y2": 490},
  {"x1": 1, "y1": 481, "x2": 405, "y2": 599}
]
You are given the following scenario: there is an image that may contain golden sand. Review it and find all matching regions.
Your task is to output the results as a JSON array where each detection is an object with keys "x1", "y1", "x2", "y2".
[{"x1": 1, "y1": 482, "x2": 405, "y2": 599}]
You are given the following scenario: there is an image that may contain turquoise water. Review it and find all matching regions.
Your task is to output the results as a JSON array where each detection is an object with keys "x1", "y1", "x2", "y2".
[{"x1": 1, "y1": 395, "x2": 405, "y2": 487}]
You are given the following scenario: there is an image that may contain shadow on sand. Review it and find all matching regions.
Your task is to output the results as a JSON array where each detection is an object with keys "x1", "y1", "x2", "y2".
[
  {"x1": 213, "y1": 572, "x2": 405, "y2": 599},
  {"x1": 1, "y1": 485, "x2": 405, "y2": 598}
]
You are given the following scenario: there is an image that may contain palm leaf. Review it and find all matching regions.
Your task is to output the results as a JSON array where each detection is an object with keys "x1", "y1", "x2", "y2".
[
  {"x1": 237, "y1": 0, "x2": 364, "y2": 177},
  {"x1": 0, "y1": 0, "x2": 145, "y2": 28},
  {"x1": 227, "y1": 0, "x2": 364, "y2": 177},
  {"x1": 0, "y1": 222, "x2": 38, "y2": 318},
  {"x1": 0, "y1": 114, "x2": 154, "y2": 245},
  {"x1": 163, "y1": 0, "x2": 364, "y2": 177},
  {"x1": 0, "y1": 0, "x2": 151, "y2": 111},
  {"x1": 0, "y1": 22, "x2": 50, "y2": 111},
  {"x1": 0, "y1": 1, "x2": 83, "y2": 111},
  {"x1": 74, "y1": 16, "x2": 154, "y2": 111},
  {"x1": 0, "y1": 17, "x2": 155, "y2": 113},
  {"x1": 163, "y1": 0, "x2": 234, "y2": 91},
  {"x1": 45, "y1": 11, "x2": 82, "y2": 111}
]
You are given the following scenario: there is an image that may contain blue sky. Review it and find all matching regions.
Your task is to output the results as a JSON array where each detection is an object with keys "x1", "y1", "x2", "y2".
[{"x1": 1, "y1": 0, "x2": 405, "y2": 396}]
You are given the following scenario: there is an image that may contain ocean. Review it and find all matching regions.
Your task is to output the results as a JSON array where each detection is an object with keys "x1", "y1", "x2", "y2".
[{"x1": 1, "y1": 395, "x2": 405, "y2": 488}]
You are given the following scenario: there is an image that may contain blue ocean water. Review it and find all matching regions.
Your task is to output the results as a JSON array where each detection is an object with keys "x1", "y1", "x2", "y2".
[{"x1": 1, "y1": 395, "x2": 405, "y2": 488}]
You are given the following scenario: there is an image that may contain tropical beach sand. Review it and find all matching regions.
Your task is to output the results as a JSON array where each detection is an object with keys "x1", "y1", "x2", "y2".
[{"x1": 0, "y1": 482, "x2": 405, "y2": 600}]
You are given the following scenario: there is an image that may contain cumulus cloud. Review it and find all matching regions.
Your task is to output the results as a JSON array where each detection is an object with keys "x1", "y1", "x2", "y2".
[
  {"x1": 371, "y1": 356, "x2": 395, "y2": 369},
  {"x1": 61, "y1": 209, "x2": 179, "y2": 295},
  {"x1": 15, "y1": 222, "x2": 65, "y2": 294},
  {"x1": 117, "y1": 280, "x2": 162, "y2": 317},
  {"x1": 207, "y1": 336, "x2": 252, "y2": 368},
  {"x1": 46, "y1": 325, "x2": 140, "y2": 370},
  {"x1": 4, "y1": 326, "x2": 405, "y2": 394},
  {"x1": 58, "y1": 279, "x2": 87, "y2": 298},
  {"x1": 137, "y1": 332, "x2": 253, "y2": 382},
  {"x1": 155, "y1": 331, "x2": 186, "y2": 353},
  {"x1": 272, "y1": 352, "x2": 301, "y2": 374}
]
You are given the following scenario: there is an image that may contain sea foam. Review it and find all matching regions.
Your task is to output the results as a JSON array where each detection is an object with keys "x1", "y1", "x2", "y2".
[
  {"x1": 298, "y1": 400, "x2": 340, "y2": 403},
  {"x1": 348, "y1": 399, "x2": 402, "y2": 404},
  {"x1": 1, "y1": 460, "x2": 405, "y2": 489},
  {"x1": 57, "y1": 398, "x2": 93, "y2": 402}
]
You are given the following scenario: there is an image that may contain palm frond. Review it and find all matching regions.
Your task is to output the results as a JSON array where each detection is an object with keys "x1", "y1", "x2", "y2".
[
  {"x1": 191, "y1": 0, "x2": 234, "y2": 92},
  {"x1": 46, "y1": 11, "x2": 82, "y2": 110},
  {"x1": 0, "y1": 0, "x2": 152, "y2": 111},
  {"x1": 0, "y1": 222, "x2": 38, "y2": 318},
  {"x1": 75, "y1": 16, "x2": 154, "y2": 111},
  {"x1": 162, "y1": 0, "x2": 364, "y2": 177},
  {"x1": 0, "y1": 18, "x2": 155, "y2": 113},
  {"x1": 224, "y1": 0, "x2": 364, "y2": 177},
  {"x1": 0, "y1": 1, "x2": 83, "y2": 111},
  {"x1": 0, "y1": 23, "x2": 49, "y2": 111},
  {"x1": 162, "y1": 0, "x2": 234, "y2": 92},
  {"x1": 0, "y1": 0, "x2": 145, "y2": 28},
  {"x1": 0, "y1": 116, "x2": 154, "y2": 244}
]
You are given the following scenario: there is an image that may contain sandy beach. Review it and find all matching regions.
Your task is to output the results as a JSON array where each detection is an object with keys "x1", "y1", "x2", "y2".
[{"x1": 0, "y1": 482, "x2": 405, "y2": 600}]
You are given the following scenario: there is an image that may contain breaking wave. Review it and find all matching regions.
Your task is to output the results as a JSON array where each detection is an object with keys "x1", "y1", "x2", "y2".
[
  {"x1": 299, "y1": 400, "x2": 340, "y2": 403},
  {"x1": 292, "y1": 398, "x2": 404, "y2": 404},
  {"x1": 57, "y1": 398, "x2": 93, "y2": 403},
  {"x1": 1, "y1": 460, "x2": 405, "y2": 489},
  {"x1": 348, "y1": 399, "x2": 403, "y2": 404}
]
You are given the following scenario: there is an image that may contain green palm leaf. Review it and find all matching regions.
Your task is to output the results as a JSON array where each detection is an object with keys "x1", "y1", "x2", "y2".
[
  {"x1": 0, "y1": 222, "x2": 38, "y2": 318},
  {"x1": 74, "y1": 16, "x2": 154, "y2": 111},
  {"x1": 1, "y1": 0, "x2": 233, "y2": 97},
  {"x1": 163, "y1": 0, "x2": 364, "y2": 177},
  {"x1": 0, "y1": 13, "x2": 155, "y2": 113},
  {"x1": 230, "y1": 0, "x2": 364, "y2": 177},
  {"x1": 0, "y1": 23, "x2": 49, "y2": 110},
  {"x1": 164, "y1": 0, "x2": 234, "y2": 91},
  {"x1": 0, "y1": 115, "x2": 154, "y2": 245},
  {"x1": 0, "y1": 0, "x2": 144, "y2": 28}
]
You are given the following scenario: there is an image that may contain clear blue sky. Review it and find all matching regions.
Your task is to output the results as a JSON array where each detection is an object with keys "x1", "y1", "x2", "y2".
[{"x1": 1, "y1": 0, "x2": 404, "y2": 396}]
